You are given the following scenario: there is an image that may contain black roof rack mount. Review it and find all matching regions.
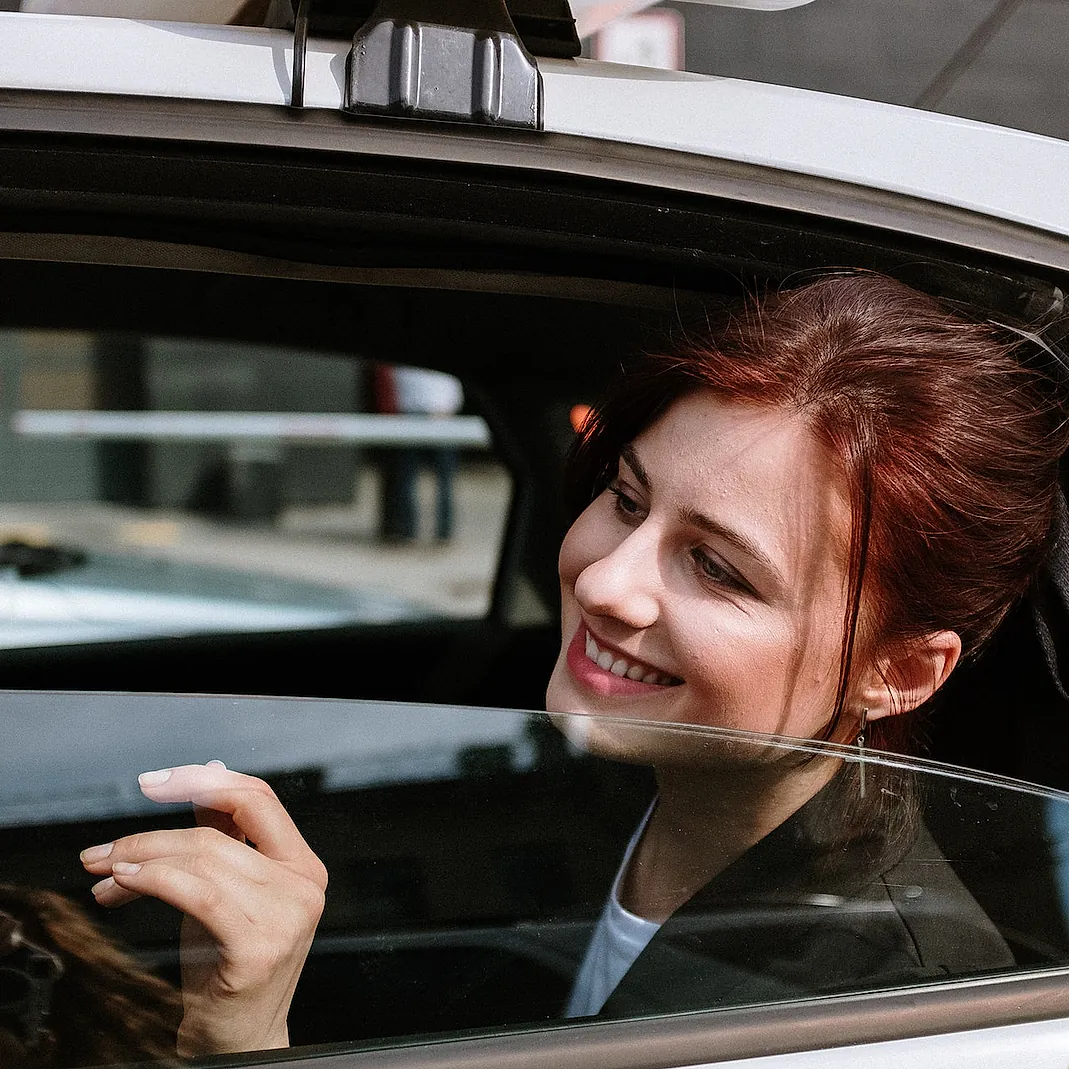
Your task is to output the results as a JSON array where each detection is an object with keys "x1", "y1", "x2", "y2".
[
  {"x1": 348, "y1": 0, "x2": 543, "y2": 128},
  {"x1": 287, "y1": 0, "x2": 578, "y2": 128},
  {"x1": 286, "y1": 0, "x2": 579, "y2": 58}
]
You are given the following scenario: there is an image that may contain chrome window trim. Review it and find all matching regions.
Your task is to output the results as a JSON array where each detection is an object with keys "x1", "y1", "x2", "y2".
[
  {"x1": 0, "y1": 90, "x2": 1067, "y2": 277},
  {"x1": 268, "y1": 970, "x2": 1069, "y2": 1067}
]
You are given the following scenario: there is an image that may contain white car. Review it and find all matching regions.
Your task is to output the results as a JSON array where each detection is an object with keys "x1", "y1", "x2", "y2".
[{"x1": 1, "y1": 3, "x2": 1068, "y2": 1066}]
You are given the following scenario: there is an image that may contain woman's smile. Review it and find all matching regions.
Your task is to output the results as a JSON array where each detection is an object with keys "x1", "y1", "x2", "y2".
[{"x1": 566, "y1": 623, "x2": 683, "y2": 696}]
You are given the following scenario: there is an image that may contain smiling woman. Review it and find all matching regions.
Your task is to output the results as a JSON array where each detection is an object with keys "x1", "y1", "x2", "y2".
[
  {"x1": 555, "y1": 272, "x2": 1067, "y2": 748},
  {"x1": 544, "y1": 271, "x2": 1068, "y2": 1014},
  {"x1": 79, "y1": 272, "x2": 1069, "y2": 1050}
]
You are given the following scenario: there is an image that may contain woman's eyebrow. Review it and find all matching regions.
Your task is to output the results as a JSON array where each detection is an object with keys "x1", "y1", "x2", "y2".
[
  {"x1": 679, "y1": 507, "x2": 783, "y2": 587},
  {"x1": 619, "y1": 444, "x2": 651, "y2": 490}
]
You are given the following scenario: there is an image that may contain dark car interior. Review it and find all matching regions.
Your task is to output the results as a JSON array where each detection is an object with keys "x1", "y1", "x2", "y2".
[{"x1": 2, "y1": 123, "x2": 1069, "y2": 1058}]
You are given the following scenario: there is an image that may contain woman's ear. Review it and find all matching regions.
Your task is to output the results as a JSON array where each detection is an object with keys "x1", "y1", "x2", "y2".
[{"x1": 861, "y1": 630, "x2": 962, "y2": 720}]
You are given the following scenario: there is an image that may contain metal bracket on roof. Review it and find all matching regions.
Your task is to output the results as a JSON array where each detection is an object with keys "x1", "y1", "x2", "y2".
[
  {"x1": 291, "y1": 0, "x2": 312, "y2": 108},
  {"x1": 343, "y1": 0, "x2": 543, "y2": 130}
]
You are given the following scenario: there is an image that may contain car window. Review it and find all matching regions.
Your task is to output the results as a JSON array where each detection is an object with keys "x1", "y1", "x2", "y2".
[
  {"x1": 3, "y1": 692, "x2": 1068, "y2": 1064},
  {"x1": 0, "y1": 328, "x2": 510, "y2": 649}
]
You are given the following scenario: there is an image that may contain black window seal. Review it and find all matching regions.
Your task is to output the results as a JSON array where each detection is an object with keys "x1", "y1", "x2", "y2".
[{"x1": 1, "y1": 88, "x2": 1067, "y2": 278}]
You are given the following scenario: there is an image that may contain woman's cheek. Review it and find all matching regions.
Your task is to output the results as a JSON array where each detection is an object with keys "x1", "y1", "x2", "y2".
[{"x1": 680, "y1": 613, "x2": 795, "y2": 728}]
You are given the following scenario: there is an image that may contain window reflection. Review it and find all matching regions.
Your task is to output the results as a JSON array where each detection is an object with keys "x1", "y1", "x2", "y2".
[{"x1": 2, "y1": 695, "x2": 1068, "y2": 1062}]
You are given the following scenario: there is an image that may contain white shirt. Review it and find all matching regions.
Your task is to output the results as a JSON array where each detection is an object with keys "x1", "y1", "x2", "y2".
[
  {"x1": 391, "y1": 366, "x2": 464, "y2": 415},
  {"x1": 565, "y1": 799, "x2": 661, "y2": 1017}
]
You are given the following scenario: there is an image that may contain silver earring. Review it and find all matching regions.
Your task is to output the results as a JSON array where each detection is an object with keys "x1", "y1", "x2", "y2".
[{"x1": 857, "y1": 708, "x2": 868, "y2": 799}]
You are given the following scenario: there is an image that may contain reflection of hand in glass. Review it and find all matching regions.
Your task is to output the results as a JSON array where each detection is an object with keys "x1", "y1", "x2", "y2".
[{"x1": 79, "y1": 762, "x2": 327, "y2": 1056}]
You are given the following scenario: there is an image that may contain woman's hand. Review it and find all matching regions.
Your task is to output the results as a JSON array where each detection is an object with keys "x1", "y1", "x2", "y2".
[{"x1": 80, "y1": 762, "x2": 327, "y2": 1056}]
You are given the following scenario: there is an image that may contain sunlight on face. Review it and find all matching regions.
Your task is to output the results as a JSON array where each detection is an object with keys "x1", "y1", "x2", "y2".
[{"x1": 546, "y1": 391, "x2": 854, "y2": 750}]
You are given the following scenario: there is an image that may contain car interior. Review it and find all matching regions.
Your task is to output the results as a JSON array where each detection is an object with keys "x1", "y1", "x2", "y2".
[{"x1": 3, "y1": 125, "x2": 1069, "y2": 1057}]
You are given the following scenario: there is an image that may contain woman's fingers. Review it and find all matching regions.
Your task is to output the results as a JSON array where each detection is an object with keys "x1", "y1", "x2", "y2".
[
  {"x1": 90, "y1": 875, "x2": 141, "y2": 908},
  {"x1": 195, "y1": 759, "x2": 246, "y2": 842},
  {"x1": 81, "y1": 763, "x2": 327, "y2": 914},
  {"x1": 136, "y1": 764, "x2": 324, "y2": 879},
  {"x1": 103, "y1": 855, "x2": 324, "y2": 951},
  {"x1": 78, "y1": 762, "x2": 326, "y2": 1055},
  {"x1": 81, "y1": 826, "x2": 272, "y2": 883}
]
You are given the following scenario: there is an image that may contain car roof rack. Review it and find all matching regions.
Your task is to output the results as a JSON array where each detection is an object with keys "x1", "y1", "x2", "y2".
[
  {"x1": 288, "y1": 0, "x2": 564, "y2": 128},
  {"x1": 296, "y1": 0, "x2": 580, "y2": 58}
]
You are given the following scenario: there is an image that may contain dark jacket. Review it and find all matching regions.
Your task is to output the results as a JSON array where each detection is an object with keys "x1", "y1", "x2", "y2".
[{"x1": 594, "y1": 764, "x2": 1013, "y2": 1018}]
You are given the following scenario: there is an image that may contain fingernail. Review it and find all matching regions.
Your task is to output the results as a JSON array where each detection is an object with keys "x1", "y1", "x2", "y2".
[
  {"x1": 138, "y1": 768, "x2": 173, "y2": 787},
  {"x1": 206, "y1": 759, "x2": 227, "y2": 770},
  {"x1": 91, "y1": 877, "x2": 115, "y2": 895},
  {"x1": 112, "y1": 861, "x2": 142, "y2": 876},
  {"x1": 80, "y1": 842, "x2": 114, "y2": 864}
]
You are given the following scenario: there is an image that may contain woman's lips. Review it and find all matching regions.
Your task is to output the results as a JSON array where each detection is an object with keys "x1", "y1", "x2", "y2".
[{"x1": 565, "y1": 626, "x2": 682, "y2": 697}]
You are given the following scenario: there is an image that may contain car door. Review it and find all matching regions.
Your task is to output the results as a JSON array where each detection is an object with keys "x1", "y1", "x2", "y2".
[{"x1": 1, "y1": 81, "x2": 1068, "y2": 782}]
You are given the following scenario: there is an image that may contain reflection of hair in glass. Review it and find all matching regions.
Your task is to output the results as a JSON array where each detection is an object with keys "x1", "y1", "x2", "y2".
[
  {"x1": 0, "y1": 909, "x2": 63, "y2": 1058},
  {"x1": 0, "y1": 885, "x2": 181, "y2": 1067},
  {"x1": 566, "y1": 272, "x2": 1068, "y2": 758}
]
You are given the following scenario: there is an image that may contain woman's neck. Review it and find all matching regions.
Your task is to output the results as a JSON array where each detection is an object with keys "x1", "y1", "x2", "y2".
[{"x1": 618, "y1": 756, "x2": 841, "y2": 923}]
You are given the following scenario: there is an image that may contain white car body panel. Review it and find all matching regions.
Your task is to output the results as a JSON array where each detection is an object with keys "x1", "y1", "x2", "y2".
[
  {"x1": 695, "y1": 1016, "x2": 1069, "y2": 1068},
  {"x1": 3, "y1": 11, "x2": 1069, "y2": 1069},
  {"x1": 2, "y1": 14, "x2": 1069, "y2": 238}
]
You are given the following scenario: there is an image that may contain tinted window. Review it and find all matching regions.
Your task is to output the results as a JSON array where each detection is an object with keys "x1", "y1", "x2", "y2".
[{"x1": 3, "y1": 694, "x2": 1067, "y2": 1062}]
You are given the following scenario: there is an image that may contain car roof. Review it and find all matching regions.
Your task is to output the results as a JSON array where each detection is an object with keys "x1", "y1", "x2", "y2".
[{"x1": 3, "y1": 12, "x2": 1069, "y2": 242}]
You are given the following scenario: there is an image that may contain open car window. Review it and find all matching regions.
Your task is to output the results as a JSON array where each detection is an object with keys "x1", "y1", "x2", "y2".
[
  {"x1": 3, "y1": 692, "x2": 1069, "y2": 1065},
  {"x1": 0, "y1": 328, "x2": 509, "y2": 648}
]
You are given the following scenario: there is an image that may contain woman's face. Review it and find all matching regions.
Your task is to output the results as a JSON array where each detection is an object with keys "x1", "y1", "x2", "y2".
[{"x1": 546, "y1": 391, "x2": 857, "y2": 745}]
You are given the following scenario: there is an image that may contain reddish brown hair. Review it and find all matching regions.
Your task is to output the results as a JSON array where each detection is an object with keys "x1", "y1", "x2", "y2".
[{"x1": 566, "y1": 273, "x2": 1068, "y2": 752}]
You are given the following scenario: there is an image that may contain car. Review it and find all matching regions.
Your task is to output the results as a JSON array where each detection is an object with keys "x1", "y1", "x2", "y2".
[{"x1": 1, "y1": 1, "x2": 1069, "y2": 1066}]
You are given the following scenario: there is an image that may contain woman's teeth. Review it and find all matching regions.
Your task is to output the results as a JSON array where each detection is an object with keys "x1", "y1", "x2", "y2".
[{"x1": 584, "y1": 632, "x2": 679, "y2": 686}]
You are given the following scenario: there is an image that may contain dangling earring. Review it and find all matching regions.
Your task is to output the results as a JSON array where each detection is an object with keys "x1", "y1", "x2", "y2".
[{"x1": 857, "y1": 708, "x2": 868, "y2": 799}]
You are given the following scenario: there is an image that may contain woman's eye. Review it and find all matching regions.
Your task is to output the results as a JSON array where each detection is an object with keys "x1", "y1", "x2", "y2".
[
  {"x1": 691, "y1": 548, "x2": 745, "y2": 592},
  {"x1": 608, "y1": 483, "x2": 644, "y2": 520}
]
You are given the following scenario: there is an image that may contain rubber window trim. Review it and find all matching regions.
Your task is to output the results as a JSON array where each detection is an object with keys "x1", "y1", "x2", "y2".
[{"x1": 1, "y1": 89, "x2": 1067, "y2": 276}]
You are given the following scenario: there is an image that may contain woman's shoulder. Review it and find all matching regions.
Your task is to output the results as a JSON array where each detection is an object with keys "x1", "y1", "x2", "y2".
[{"x1": 877, "y1": 821, "x2": 1015, "y2": 974}]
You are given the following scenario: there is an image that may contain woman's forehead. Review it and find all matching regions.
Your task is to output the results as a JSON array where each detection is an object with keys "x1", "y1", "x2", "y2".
[{"x1": 633, "y1": 393, "x2": 842, "y2": 501}]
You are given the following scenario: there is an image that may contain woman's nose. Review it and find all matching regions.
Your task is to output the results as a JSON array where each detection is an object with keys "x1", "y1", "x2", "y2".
[{"x1": 573, "y1": 530, "x2": 660, "y2": 630}]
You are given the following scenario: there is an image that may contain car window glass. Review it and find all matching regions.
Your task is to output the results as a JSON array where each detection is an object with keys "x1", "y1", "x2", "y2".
[
  {"x1": 0, "y1": 329, "x2": 509, "y2": 649},
  {"x1": 3, "y1": 693, "x2": 1068, "y2": 1064}
]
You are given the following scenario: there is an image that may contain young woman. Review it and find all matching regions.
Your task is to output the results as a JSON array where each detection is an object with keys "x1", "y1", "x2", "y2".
[
  {"x1": 80, "y1": 272, "x2": 1069, "y2": 1050},
  {"x1": 544, "y1": 271, "x2": 1067, "y2": 1014}
]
